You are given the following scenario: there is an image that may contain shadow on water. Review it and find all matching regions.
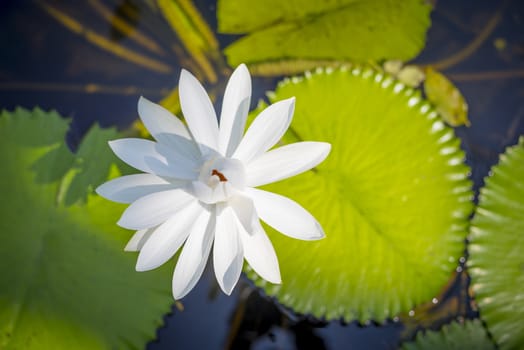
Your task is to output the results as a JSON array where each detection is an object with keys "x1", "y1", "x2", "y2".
[{"x1": 0, "y1": 0, "x2": 523, "y2": 349}]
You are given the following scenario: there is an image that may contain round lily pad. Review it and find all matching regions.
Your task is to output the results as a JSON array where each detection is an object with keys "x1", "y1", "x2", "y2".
[
  {"x1": 246, "y1": 66, "x2": 473, "y2": 322},
  {"x1": 468, "y1": 137, "x2": 524, "y2": 349}
]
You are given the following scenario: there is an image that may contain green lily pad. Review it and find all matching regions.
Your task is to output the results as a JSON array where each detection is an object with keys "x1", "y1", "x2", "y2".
[
  {"x1": 468, "y1": 137, "x2": 524, "y2": 349},
  {"x1": 218, "y1": 0, "x2": 432, "y2": 67},
  {"x1": 0, "y1": 108, "x2": 172, "y2": 349},
  {"x1": 401, "y1": 320, "x2": 495, "y2": 350},
  {"x1": 246, "y1": 67, "x2": 473, "y2": 322}
]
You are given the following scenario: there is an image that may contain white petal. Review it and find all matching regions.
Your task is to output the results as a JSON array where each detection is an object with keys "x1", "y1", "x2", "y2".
[
  {"x1": 189, "y1": 181, "x2": 233, "y2": 204},
  {"x1": 109, "y1": 138, "x2": 166, "y2": 175},
  {"x1": 246, "y1": 188, "x2": 324, "y2": 240},
  {"x1": 179, "y1": 69, "x2": 219, "y2": 153},
  {"x1": 117, "y1": 188, "x2": 195, "y2": 230},
  {"x1": 228, "y1": 195, "x2": 258, "y2": 234},
  {"x1": 138, "y1": 96, "x2": 192, "y2": 141},
  {"x1": 218, "y1": 64, "x2": 251, "y2": 157},
  {"x1": 96, "y1": 174, "x2": 179, "y2": 204},
  {"x1": 232, "y1": 97, "x2": 295, "y2": 163},
  {"x1": 124, "y1": 228, "x2": 155, "y2": 251},
  {"x1": 136, "y1": 201, "x2": 203, "y2": 271},
  {"x1": 246, "y1": 142, "x2": 331, "y2": 187},
  {"x1": 172, "y1": 207, "x2": 214, "y2": 299},
  {"x1": 138, "y1": 97, "x2": 201, "y2": 162},
  {"x1": 156, "y1": 133, "x2": 201, "y2": 164},
  {"x1": 240, "y1": 222, "x2": 281, "y2": 284},
  {"x1": 154, "y1": 142, "x2": 200, "y2": 179},
  {"x1": 109, "y1": 139, "x2": 199, "y2": 179},
  {"x1": 213, "y1": 204, "x2": 244, "y2": 295}
]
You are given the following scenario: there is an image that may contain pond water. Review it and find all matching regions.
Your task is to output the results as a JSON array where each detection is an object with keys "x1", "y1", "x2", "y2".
[{"x1": 0, "y1": 0, "x2": 523, "y2": 349}]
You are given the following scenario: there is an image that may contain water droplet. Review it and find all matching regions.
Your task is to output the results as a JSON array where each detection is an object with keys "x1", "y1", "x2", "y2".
[
  {"x1": 393, "y1": 82, "x2": 405, "y2": 94},
  {"x1": 362, "y1": 69, "x2": 373, "y2": 78},
  {"x1": 420, "y1": 104, "x2": 430, "y2": 114},
  {"x1": 440, "y1": 146, "x2": 456, "y2": 156},
  {"x1": 448, "y1": 157, "x2": 462, "y2": 166},
  {"x1": 427, "y1": 111, "x2": 438, "y2": 120},
  {"x1": 408, "y1": 96, "x2": 420, "y2": 107},
  {"x1": 438, "y1": 131, "x2": 453, "y2": 143},
  {"x1": 431, "y1": 121, "x2": 445, "y2": 133}
]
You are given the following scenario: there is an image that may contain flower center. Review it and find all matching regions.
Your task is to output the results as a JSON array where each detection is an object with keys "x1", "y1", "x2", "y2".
[
  {"x1": 211, "y1": 169, "x2": 228, "y2": 182},
  {"x1": 190, "y1": 156, "x2": 246, "y2": 204}
]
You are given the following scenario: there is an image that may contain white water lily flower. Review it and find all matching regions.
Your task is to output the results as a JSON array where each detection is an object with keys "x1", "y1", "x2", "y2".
[{"x1": 96, "y1": 64, "x2": 331, "y2": 299}]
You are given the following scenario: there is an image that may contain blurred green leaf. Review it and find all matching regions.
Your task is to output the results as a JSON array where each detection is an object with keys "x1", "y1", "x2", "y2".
[
  {"x1": 0, "y1": 108, "x2": 172, "y2": 349},
  {"x1": 218, "y1": 0, "x2": 431, "y2": 68},
  {"x1": 246, "y1": 67, "x2": 473, "y2": 322},
  {"x1": 468, "y1": 137, "x2": 524, "y2": 350},
  {"x1": 401, "y1": 320, "x2": 495, "y2": 350}
]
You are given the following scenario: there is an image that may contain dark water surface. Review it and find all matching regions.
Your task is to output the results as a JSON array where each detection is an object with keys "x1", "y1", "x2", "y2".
[{"x1": 1, "y1": 0, "x2": 523, "y2": 349}]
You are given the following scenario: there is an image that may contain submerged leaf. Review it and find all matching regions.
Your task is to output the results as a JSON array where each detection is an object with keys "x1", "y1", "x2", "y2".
[
  {"x1": 0, "y1": 108, "x2": 172, "y2": 349},
  {"x1": 424, "y1": 67, "x2": 469, "y2": 127},
  {"x1": 246, "y1": 67, "x2": 473, "y2": 322},
  {"x1": 218, "y1": 0, "x2": 432, "y2": 67},
  {"x1": 401, "y1": 320, "x2": 495, "y2": 350},
  {"x1": 468, "y1": 137, "x2": 524, "y2": 350}
]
